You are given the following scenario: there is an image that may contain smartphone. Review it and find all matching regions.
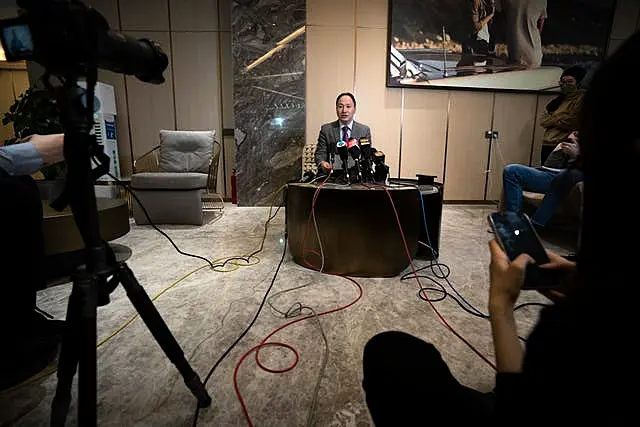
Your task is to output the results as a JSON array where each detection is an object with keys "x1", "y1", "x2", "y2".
[{"x1": 488, "y1": 212, "x2": 550, "y2": 266}]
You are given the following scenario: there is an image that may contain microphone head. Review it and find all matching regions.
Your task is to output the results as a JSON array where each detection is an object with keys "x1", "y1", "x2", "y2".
[
  {"x1": 373, "y1": 150, "x2": 385, "y2": 165},
  {"x1": 359, "y1": 138, "x2": 371, "y2": 158},
  {"x1": 336, "y1": 141, "x2": 348, "y2": 158},
  {"x1": 348, "y1": 144, "x2": 361, "y2": 160},
  {"x1": 347, "y1": 138, "x2": 360, "y2": 159}
]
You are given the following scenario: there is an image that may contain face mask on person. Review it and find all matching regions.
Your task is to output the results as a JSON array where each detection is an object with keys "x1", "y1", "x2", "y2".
[{"x1": 560, "y1": 82, "x2": 578, "y2": 93}]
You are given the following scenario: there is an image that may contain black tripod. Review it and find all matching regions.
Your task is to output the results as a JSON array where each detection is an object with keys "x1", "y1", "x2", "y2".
[{"x1": 48, "y1": 69, "x2": 211, "y2": 427}]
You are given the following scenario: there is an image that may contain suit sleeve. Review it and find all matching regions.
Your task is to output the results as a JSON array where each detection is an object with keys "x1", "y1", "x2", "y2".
[
  {"x1": 315, "y1": 126, "x2": 328, "y2": 167},
  {"x1": 365, "y1": 125, "x2": 372, "y2": 146}
]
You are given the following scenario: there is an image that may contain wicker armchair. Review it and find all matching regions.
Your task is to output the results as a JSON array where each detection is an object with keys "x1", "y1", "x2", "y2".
[{"x1": 131, "y1": 130, "x2": 222, "y2": 225}]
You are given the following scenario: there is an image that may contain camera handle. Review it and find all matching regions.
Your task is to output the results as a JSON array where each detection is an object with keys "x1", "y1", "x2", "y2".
[{"x1": 47, "y1": 68, "x2": 211, "y2": 427}]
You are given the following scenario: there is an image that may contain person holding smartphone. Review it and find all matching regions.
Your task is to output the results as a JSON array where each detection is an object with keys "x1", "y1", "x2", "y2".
[
  {"x1": 501, "y1": 131, "x2": 583, "y2": 229},
  {"x1": 362, "y1": 29, "x2": 638, "y2": 425}
]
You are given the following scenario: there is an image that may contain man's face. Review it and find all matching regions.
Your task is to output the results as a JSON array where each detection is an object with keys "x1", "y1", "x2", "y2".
[
  {"x1": 336, "y1": 96, "x2": 355, "y2": 124},
  {"x1": 559, "y1": 74, "x2": 579, "y2": 93}
]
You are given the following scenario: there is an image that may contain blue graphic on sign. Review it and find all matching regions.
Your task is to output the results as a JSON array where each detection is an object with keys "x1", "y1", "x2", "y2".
[{"x1": 105, "y1": 120, "x2": 116, "y2": 140}]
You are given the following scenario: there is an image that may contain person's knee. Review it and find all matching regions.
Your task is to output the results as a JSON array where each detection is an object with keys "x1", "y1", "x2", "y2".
[
  {"x1": 550, "y1": 169, "x2": 583, "y2": 190},
  {"x1": 503, "y1": 163, "x2": 526, "y2": 180}
]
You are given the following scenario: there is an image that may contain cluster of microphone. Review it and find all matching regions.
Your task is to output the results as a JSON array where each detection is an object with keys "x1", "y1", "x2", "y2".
[{"x1": 329, "y1": 138, "x2": 389, "y2": 184}]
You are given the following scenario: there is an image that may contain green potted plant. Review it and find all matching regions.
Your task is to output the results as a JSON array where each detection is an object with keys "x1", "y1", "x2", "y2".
[{"x1": 2, "y1": 87, "x2": 65, "y2": 180}]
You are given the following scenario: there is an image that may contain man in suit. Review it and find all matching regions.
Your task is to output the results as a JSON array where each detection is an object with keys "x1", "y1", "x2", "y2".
[{"x1": 315, "y1": 92, "x2": 372, "y2": 175}]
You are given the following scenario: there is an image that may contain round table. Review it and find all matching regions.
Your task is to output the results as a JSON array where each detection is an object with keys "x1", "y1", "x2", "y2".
[
  {"x1": 42, "y1": 198, "x2": 130, "y2": 256},
  {"x1": 286, "y1": 183, "x2": 421, "y2": 277}
]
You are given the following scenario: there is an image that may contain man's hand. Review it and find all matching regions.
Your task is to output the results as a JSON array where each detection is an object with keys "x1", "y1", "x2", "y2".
[
  {"x1": 489, "y1": 239, "x2": 528, "y2": 374},
  {"x1": 319, "y1": 161, "x2": 331, "y2": 173},
  {"x1": 488, "y1": 239, "x2": 533, "y2": 313},
  {"x1": 29, "y1": 134, "x2": 65, "y2": 166},
  {"x1": 560, "y1": 141, "x2": 579, "y2": 159}
]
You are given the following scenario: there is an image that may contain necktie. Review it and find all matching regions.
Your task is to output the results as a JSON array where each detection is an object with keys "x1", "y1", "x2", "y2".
[{"x1": 342, "y1": 125, "x2": 349, "y2": 142}]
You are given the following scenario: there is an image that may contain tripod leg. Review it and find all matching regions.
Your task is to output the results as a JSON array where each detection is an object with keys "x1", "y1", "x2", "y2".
[
  {"x1": 116, "y1": 263, "x2": 212, "y2": 408},
  {"x1": 77, "y1": 273, "x2": 98, "y2": 425},
  {"x1": 51, "y1": 272, "x2": 98, "y2": 427}
]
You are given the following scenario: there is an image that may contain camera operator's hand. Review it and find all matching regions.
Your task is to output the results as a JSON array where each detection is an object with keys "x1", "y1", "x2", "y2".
[
  {"x1": 28, "y1": 134, "x2": 65, "y2": 166},
  {"x1": 488, "y1": 239, "x2": 534, "y2": 313}
]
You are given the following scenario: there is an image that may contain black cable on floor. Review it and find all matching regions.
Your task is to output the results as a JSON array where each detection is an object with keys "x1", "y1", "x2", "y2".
[
  {"x1": 191, "y1": 232, "x2": 289, "y2": 427},
  {"x1": 406, "y1": 264, "x2": 550, "y2": 319},
  {"x1": 107, "y1": 171, "x2": 251, "y2": 270}
]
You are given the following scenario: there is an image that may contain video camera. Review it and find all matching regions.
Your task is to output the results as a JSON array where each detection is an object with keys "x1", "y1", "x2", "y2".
[{"x1": 0, "y1": 0, "x2": 168, "y2": 83}]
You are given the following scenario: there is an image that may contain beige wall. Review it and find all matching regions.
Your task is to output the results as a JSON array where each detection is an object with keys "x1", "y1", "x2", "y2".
[
  {"x1": 7, "y1": 0, "x2": 637, "y2": 198},
  {"x1": 306, "y1": 0, "x2": 640, "y2": 201},
  {"x1": 88, "y1": 0, "x2": 230, "y2": 194}
]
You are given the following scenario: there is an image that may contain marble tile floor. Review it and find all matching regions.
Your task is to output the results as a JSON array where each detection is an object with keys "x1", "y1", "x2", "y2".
[{"x1": 0, "y1": 204, "x2": 572, "y2": 427}]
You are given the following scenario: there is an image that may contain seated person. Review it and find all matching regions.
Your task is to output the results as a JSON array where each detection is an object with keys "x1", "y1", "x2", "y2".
[
  {"x1": 315, "y1": 92, "x2": 372, "y2": 176},
  {"x1": 502, "y1": 131, "x2": 582, "y2": 228},
  {"x1": 0, "y1": 134, "x2": 66, "y2": 391},
  {"x1": 539, "y1": 66, "x2": 586, "y2": 163}
]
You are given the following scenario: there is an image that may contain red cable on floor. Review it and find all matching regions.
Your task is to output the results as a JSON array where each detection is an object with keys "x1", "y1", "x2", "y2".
[
  {"x1": 233, "y1": 175, "x2": 365, "y2": 427},
  {"x1": 368, "y1": 183, "x2": 497, "y2": 370}
]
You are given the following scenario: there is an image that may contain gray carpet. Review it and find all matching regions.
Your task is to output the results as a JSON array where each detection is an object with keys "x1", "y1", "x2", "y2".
[{"x1": 0, "y1": 204, "x2": 571, "y2": 426}]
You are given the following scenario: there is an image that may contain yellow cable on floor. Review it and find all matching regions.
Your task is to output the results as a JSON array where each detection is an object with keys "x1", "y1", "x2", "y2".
[
  {"x1": 97, "y1": 183, "x2": 286, "y2": 347},
  {"x1": 1, "y1": 184, "x2": 288, "y2": 394}
]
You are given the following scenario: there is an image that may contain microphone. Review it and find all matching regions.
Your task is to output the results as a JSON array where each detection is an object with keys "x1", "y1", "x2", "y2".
[
  {"x1": 359, "y1": 138, "x2": 372, "y2": 182},
  {"x1": 336, "y1": 141, "x2": 348, "y2": 164},
  {"x1": 359, "y1": 138, "x2": 371, "y2": 159},
  {"x1": 336, "y1": 141, "x2": 350, "y2": 182},
  {"x1": 347, "y1": 138, "x2": 362, "y2": 182},
  {"x1": 347, "y1": 138, "x2": 360, "y2": 160},
  {"x1": 328, "y1": 140, "x2": 337, "y2": 164},
  {"x1": 373, "y1": 150, "x2": 389, "y2": 183},
  {"x1": 373, "y1": 150, "x2": 385, "y2": 166}
]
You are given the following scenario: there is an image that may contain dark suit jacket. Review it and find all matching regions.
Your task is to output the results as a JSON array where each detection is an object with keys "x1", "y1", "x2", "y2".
[{"x1": 315, "y1": 120, "x2": 372, "y2": 170}]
